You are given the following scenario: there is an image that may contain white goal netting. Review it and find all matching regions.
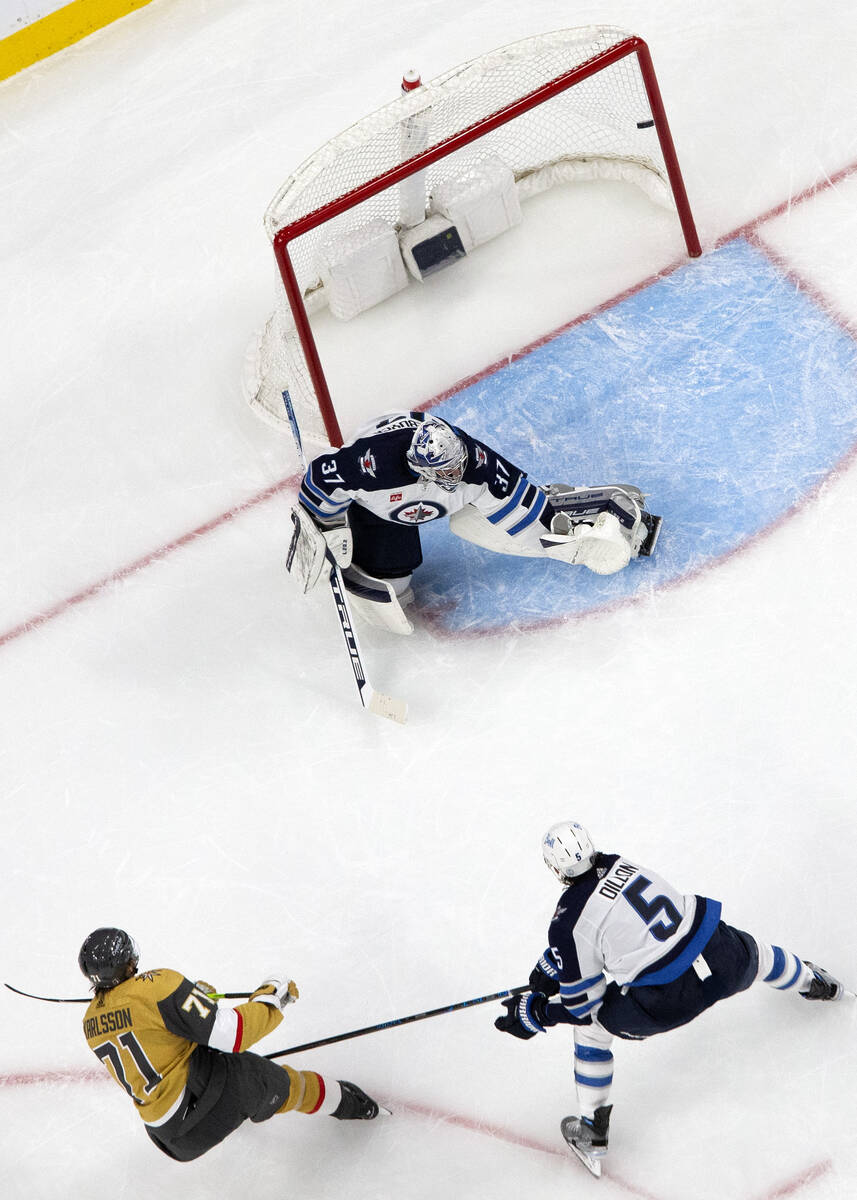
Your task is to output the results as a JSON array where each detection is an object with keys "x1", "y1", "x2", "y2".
[{"x1": 243, "y1": 26, "x2": 688, "y2": 445}]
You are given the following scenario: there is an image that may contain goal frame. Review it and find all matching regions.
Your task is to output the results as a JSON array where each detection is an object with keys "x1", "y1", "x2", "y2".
[{"x1": 272, "y1": 35, "x2": 700, "y2": 448}]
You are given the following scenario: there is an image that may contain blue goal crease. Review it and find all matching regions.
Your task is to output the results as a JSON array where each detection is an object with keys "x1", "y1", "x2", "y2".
[{"x1": 413, "y1": 236, "x2": 857, "y2": 633}]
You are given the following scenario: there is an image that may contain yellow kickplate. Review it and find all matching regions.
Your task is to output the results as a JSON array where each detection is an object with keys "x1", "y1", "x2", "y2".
[{"x1": 0, "y1": 0, "x2": 155, "y2": 82}]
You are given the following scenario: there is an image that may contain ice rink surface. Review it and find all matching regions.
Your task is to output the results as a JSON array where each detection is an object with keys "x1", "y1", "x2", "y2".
[{"x1": 2, "y1": 1, "x2": 857, "y2": 1197}]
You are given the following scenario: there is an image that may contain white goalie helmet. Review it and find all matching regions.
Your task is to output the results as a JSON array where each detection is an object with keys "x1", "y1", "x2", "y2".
[
  {"x1": 542, "y1": 821, "x2": 597, "y2": 883},
  {"x1": 406, "y1": 417, "x2": 468, "y2": 491}
]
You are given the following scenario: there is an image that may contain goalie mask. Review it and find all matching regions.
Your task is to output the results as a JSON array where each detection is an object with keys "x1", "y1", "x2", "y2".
[
  {"x1": 406, "y1": 418, "x2": 468, "y2": 491},
  {"x1": 542, "y1": 821, "x2": 596, "y2": 883},
  {"x1": 78, "y1": 927, "x2": 139, "y2": 989}
]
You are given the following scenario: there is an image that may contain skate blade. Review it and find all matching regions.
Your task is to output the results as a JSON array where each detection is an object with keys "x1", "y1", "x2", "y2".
[
  {"x1": 565, "y1": 1141, "x2": 602, "y2": 1177},
  {"x1": 377, "y1": 1105, "x2": 393, "y2": 1117}
]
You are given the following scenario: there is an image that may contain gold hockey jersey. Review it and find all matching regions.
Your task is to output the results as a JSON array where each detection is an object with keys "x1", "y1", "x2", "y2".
[{"x1": 83, "y1": 970, "x2": 284, "y2": 1126}]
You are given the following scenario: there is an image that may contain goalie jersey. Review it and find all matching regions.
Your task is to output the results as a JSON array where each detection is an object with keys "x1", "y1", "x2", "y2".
[
  {"x1": 83, "y1": 971, "x2": 284, "y2": 1127},
  {"x1": 299, "y1": 410, "x2": 552, "y2": 548},
  {"x1": 539, "y1": 854, "x2": 722, "y2": 1024}
]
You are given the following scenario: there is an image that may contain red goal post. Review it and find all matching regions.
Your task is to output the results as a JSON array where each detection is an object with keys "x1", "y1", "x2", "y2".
[{"x1": 245, "y1": 27, "x2": 700, "y2": 448}]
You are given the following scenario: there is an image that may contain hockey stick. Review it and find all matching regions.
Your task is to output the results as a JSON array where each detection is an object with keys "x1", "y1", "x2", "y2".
[
  {"x1": 3, "y1": 983, "x2": 250, "y2": 1004},
  {"x1": 283, "y1": 391, "x2": 407, "y2": 725},
  {"x1": 264, "y1": 983, "x2": 530, "y2": 1059}
]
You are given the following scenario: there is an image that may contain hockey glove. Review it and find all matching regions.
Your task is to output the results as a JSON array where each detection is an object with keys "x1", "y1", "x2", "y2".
[
  {"x1": 251, "y1": 976, "x2": 299, "y2": 1011},
  {"x1": 321, "y1": 522, "x2": 352, "y2": 568},
  {"x1": 529, "y1": 948, "x2": 561, "y2": 997},
  {"x1": 494, "y1": 992, "x2": 551, "y2": 1040},
  {"x1": 287, "y1": 507, "x2": 352, "y2": 593}
]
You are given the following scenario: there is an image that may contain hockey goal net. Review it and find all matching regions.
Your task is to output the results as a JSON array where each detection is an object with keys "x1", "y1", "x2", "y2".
[{"x1": 244, "y1": 26, "x2": 699, "y2": 447}]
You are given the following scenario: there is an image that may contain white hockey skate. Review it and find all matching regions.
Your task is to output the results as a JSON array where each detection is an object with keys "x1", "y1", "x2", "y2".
[{"x1": 560, "y1": 1105, "x2": 612, "y2": 1178}]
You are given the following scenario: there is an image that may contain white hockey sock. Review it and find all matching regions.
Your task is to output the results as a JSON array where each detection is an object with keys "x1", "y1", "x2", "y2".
[
  {"x1": 754, "y1": 942, "x2": 814, "y2": 993},
  {"x1": 573, "y1": 1024, "x2": 614, "y2": 1119},
  {"x1": 316, "y1": 1078, "x2": 344, "y2": 1116}
]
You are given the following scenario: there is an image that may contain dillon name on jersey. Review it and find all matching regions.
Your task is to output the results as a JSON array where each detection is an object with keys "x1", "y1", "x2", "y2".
[
  {"x1": 545, "y1": 854, "x2": 722, "y2": 1022},
  {"x1": 299, "y1": 411, "x2": 551, "y2": 543}
]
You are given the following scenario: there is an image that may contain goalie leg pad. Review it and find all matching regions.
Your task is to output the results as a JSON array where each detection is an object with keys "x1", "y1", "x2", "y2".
[
  {"x1": 547, "y1": 484, "x2": 662, "y2": 561},
  {"x1": 342, "y1": 563, "x2": 414, "y2": 635}
]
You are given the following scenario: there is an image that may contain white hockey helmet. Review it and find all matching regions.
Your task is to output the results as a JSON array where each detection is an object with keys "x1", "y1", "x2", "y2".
[
  {"x1": 406, "y1": 417, "x2": 468, "y2": 491},
  {"x1": 542, "y1": 821, "x2": 597, "y2": 883}
]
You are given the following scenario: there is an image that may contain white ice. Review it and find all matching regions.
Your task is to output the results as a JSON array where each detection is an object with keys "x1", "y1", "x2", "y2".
[{"x1": 1, "y1": 2, "x2": 857, "y2": 1198}]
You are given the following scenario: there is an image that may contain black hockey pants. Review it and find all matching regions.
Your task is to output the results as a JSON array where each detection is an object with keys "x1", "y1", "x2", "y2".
[
  {"x1": 349, "y1": 503, "x2": 423, "y2": 578},
  {"x1": 596, "y1": 922, "x2": 759, "y2": 1040},
  {"x1": 145, "y1": 1046, "x2": 290, "y2": 1162}
]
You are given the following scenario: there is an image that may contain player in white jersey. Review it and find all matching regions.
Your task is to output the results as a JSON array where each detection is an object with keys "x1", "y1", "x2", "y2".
[
  {"x1": 289, "y1": 412, "x2": 661, "y2": 632},
  {"x1": 495, "y1": 822, "x2": 845, "y2": 1177}
]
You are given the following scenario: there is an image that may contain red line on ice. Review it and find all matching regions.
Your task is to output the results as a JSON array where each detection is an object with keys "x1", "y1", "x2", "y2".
[
  {"x1": 2, "y1": 156, "x2": 857, "y2": 652},
  {"x1": 0, "y1": 478, "x2": 297, "y2": 651},
  {"x1": 751, "y1": 1158, "x2": 832, "y2": 1200},
  {"x1": 395, "y1": 1099, "x2": 664, "y2": 1199},
  {"x1": 0, "y1": 1068, "x2": 833, "y2": 1199}
]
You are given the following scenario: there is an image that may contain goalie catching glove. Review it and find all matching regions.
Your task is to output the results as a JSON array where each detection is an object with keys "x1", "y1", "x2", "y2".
[{"x1": 286, "y1": 505, "x2": 352, "y2": 593}]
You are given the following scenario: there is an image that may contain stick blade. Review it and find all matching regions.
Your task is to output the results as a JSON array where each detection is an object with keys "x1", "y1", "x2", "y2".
[{"x1": 366, "y1": 688, "x2": 408, "y2": 724}]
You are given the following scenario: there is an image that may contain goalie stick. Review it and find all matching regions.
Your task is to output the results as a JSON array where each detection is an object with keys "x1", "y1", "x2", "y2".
[{"x1": 283, "y1": 392, "x2": 407, "y2": 725}]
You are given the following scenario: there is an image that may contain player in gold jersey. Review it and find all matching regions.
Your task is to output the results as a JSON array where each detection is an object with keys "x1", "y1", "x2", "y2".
[{"x1": 79, "y1": 927, "x2": 385, "y2": 1161}]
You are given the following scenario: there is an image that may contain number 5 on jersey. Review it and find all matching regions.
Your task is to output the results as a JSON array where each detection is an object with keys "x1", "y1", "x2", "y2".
[{"x1": 623, "y1": 875, "x2": 681, "y2": 941}]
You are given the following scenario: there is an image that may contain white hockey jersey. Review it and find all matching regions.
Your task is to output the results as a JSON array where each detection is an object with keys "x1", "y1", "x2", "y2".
[
  {"x1": 298, "y1": 411, "x2": 552, "y2": 551},
  {"x1": 541, "y1": 853, "x2": 722, "y2": 1022}
]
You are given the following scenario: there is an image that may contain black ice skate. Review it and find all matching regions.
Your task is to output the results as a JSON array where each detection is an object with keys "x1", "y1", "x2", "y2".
[
  {"x1": 560, "y1": 1104, "x2": 612, "y2": 1177},
  {"x1": 331, "y1": 1080, "x2": 390, "y2": 1120},
  {"x1": 801, "y1": 962, "x2": 843, "y2": 1001}
]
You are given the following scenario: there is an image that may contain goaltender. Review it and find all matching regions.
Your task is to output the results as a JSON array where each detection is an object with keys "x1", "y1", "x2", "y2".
[{"x1": 80, "y1": 927, "x2": 384, "y2": 1161}]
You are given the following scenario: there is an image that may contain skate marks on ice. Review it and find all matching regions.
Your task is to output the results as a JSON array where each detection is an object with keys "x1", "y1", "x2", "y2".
[
  {"x1": 0, "y1": 1064, "x2": 834, "y2": 1200},
  {"x1": 415, "y1": 237, "x2": 857, "y2": 635},
  {"x1": 2, "y1": 224, "x2": 856, "y2": 651}
]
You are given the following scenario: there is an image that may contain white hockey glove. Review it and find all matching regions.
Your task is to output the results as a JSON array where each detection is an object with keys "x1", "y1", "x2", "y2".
[
  {"x1": 286, "y1": 505, "x2": 353, "y2": 593},
  {"x1": 251, "y1": 975, "x2": 299, "y2": 1011},
  {"x1": 323, "y1": 522, "x2": 352, "y2": 568},
  {"x1": 540, "y1": 511, "x2": 631, "y2": 576}
]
